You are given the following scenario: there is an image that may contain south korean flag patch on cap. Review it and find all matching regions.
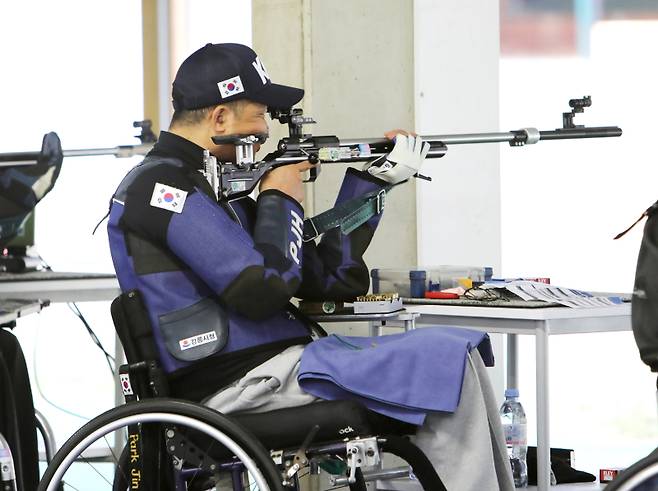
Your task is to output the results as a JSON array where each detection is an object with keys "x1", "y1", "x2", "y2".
[
  {"x1": 218, "y1": 75, "x2": 245, "y2": 99},
  {"x1": 150, "y1": 182, "x2": 187, "y2": 213}
]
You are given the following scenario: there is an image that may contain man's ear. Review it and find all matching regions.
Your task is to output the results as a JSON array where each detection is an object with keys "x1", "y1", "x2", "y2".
[{"x1": 210, "y1": 105, "x2": 231, "y2": 134}]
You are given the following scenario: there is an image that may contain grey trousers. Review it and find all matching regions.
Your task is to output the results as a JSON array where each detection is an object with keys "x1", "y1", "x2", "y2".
[{"x1": 203, "y1": 345, "x2": 514, "y2": 491}]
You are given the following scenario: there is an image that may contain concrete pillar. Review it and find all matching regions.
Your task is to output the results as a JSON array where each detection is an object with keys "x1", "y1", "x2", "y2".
[{"x1": 253, "y1": 0, "x2": 417, "y2": 270}]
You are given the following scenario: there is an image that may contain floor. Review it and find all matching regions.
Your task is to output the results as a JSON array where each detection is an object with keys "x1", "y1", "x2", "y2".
[
  {"x1": 378, "y1": 479, "x2": 607, "y2": 490},
  {"x1": 527, "y1": 484, "x2": 607, "y2": 490}
]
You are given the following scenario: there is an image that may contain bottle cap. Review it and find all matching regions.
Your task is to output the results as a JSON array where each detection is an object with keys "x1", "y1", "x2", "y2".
[{"x1": 505, "y1": 388, "x2": 519, "y2": 398}]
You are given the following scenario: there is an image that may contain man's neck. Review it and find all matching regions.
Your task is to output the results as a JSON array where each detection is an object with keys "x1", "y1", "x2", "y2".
[{"x1": 168, "y1": 125, "x2": 209, "y2": 150}]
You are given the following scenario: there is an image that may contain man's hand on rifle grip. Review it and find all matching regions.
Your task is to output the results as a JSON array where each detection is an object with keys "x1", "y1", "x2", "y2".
[{"x1": 259, "y1": 160, "x2": 317, "y2": 204}]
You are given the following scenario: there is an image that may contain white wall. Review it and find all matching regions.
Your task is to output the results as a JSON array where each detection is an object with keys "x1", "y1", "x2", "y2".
[
  {"x1": 171, "y1": 0, "x2": 253, "y2": 80},
  {"x1": 414, "y1": 0, "x2": 501, "y2": 271},
  {"x1": 414, "y1": 0, "x2": 504, "y2": 398}
]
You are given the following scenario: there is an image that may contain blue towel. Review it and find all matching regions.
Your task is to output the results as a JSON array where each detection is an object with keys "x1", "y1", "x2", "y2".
[{"x1": 298, "y1": 327, "x2": 493, "y2": 425}]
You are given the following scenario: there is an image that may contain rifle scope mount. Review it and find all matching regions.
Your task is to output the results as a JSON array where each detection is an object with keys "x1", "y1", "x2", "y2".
[
  {"x1": 563, "y1": 95, "x2": 592, "y2": 129},
  {"x1": 269, "y1": 108, "x2": 316, "y2": 138}
]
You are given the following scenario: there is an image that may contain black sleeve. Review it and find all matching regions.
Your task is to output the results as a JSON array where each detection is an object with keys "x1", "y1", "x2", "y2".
[{"x1": 296, "y1": 168, "x2": 388, "y2": 301}]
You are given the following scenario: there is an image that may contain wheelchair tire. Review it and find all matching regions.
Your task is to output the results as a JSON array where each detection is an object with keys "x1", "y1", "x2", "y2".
[
  {"x1": 37, "y1": 398, "x2": 285, "y2": 491},
  {"x1": 604, "y1": 447, "x2": 658, "y2": 491}
]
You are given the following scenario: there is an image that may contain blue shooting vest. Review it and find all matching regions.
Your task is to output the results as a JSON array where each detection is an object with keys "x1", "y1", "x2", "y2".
[{"x1": 108, "y1": 134, "x2": 388, "y2": 380}]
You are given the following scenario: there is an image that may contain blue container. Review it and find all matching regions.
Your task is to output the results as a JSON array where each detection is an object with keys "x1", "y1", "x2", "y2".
[
  {"x1": 370, "y1": 268, "x2": 380, "y2": 294},
  {"x1": 428, "y1": 280, "x2": 441, "y2": 292},
  {"x1": 409, "y1": 270, "x2": 427, "y2": 298}
]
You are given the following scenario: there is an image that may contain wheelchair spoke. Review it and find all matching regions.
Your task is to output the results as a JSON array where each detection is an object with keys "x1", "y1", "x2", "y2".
[
  {"x1": 80, "y1": 456, "x2": 114, "y2": 487},
  {"x1": 102, "y1": 433, "x2": 129, "y2": 486},
  {"x1": 102, "y1": 435, "x2": 119, "y2": 464},
  {"x1": 186, "y1": 437, "x2": 217, "y2": 488},
  {"x1": 103, "y1": 435, "x2": 128, "y2": 488}
]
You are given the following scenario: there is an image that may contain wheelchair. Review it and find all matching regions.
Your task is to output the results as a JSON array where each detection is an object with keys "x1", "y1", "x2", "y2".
[
  {"x1": 603, "y1": 446, "x2": 658, "y2": 491},
  {"x1": 37, "y1": 290, "x2": 446, "y2": 490}
]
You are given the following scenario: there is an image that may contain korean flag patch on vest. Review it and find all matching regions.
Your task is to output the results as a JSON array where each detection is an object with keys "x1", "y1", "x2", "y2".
[{"x1": 150, "y1": 182, "x2": 187, "y2": 213}]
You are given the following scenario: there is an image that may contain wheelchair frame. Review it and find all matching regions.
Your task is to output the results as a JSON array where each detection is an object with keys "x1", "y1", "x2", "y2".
[{"x1": 35, "y1": 291, "x2": 446, "y2": 490}]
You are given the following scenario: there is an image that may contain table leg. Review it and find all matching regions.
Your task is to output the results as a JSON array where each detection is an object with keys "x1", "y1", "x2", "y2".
[
  {"x1": 536, "y1": 324, "x2": 550, "y2": 491},
  {"x1": 507, "y1": 333, "x2": 518, "y2": 389},
  {"x1": 369, "y1": 321, "x2": 383, "y2": 337}
]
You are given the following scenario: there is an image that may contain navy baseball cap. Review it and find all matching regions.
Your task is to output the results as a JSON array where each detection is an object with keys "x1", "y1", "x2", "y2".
[{"x1": 172, "y1": 43, "x2": 304, "y2": 111}]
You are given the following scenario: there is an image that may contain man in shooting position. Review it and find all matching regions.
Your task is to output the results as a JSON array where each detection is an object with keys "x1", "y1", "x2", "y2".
[{"x1": 108, "y1": 43, "x2": 513, "y2": 490}]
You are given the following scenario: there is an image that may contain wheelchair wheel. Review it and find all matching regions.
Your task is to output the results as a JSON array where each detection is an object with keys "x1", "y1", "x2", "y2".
[
  {"x1": 605, "y1": 447, "x2": 658, "y2": 491},
  {"x1": 38, "y1": 398, "x2": 284, "y2": 491}
]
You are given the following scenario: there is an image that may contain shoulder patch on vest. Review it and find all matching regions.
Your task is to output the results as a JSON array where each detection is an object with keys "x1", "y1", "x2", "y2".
[{"x1": 150, "y1": 182, "x2": 187, "y2": 213}]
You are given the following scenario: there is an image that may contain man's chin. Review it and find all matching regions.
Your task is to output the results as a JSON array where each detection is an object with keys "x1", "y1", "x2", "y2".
[
  {"x1": 210, "y1": 150, "x2": 236, "y2": 163},
  {"x1": 212, "y1": 144, "x2": 260, "y2": 163}
]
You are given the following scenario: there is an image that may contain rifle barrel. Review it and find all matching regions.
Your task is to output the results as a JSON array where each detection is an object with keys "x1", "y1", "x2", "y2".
[
  {"x1": 538, "y1": 126, "x2": 622, "y2": 140},
  {"x1": 422, "y1": 132, "x2": 517, "y2": 145},
  {"x1": 342, "y1": 132, "x2": 514, "y2": 147},
  {"x1": 343, "y1": 125, "x2": 622, "y2": 147},
  {"x1": 0, "y1": 143, "x2": 154, "y2": 168}
]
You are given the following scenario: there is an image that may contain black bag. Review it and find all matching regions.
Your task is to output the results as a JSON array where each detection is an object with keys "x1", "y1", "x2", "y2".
[
  {"x1": 620, "y1": 200, "x2": 658, "y2": 371},
  {"x1": 0, "y1": 329, "x2": 39, "y2": 491}
]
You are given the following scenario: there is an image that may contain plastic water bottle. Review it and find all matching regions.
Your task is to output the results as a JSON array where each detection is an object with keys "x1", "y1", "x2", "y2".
[{"x1": 500, "y1": 388, "x2": 528, "y2": 487}]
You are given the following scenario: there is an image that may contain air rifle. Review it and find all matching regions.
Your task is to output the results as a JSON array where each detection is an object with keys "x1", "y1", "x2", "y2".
[
  {"x1": 0, "y1": 97, "x2": 621, "y2": 201},
  {"x1": 207, "y1": 95, "x2": 621, "y2": 199}
]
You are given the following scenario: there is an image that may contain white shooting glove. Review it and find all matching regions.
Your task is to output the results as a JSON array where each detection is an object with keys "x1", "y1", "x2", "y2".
[{"x1": 363, "y1": 134, "x2": 430, "y2": 184}]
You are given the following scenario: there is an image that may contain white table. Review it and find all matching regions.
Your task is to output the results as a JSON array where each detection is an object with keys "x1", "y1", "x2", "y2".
[
  {"x1": 0, "y1": 271, "x2": 120, "y2": 302},
  {"x1": 405, "y1": 303, "x2": 632, "y2": 491}
]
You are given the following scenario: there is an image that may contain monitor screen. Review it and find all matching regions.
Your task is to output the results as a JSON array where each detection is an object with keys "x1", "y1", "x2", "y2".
[{"x1": 5, "y1": 211, "x2": 34, "y2": 250}]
